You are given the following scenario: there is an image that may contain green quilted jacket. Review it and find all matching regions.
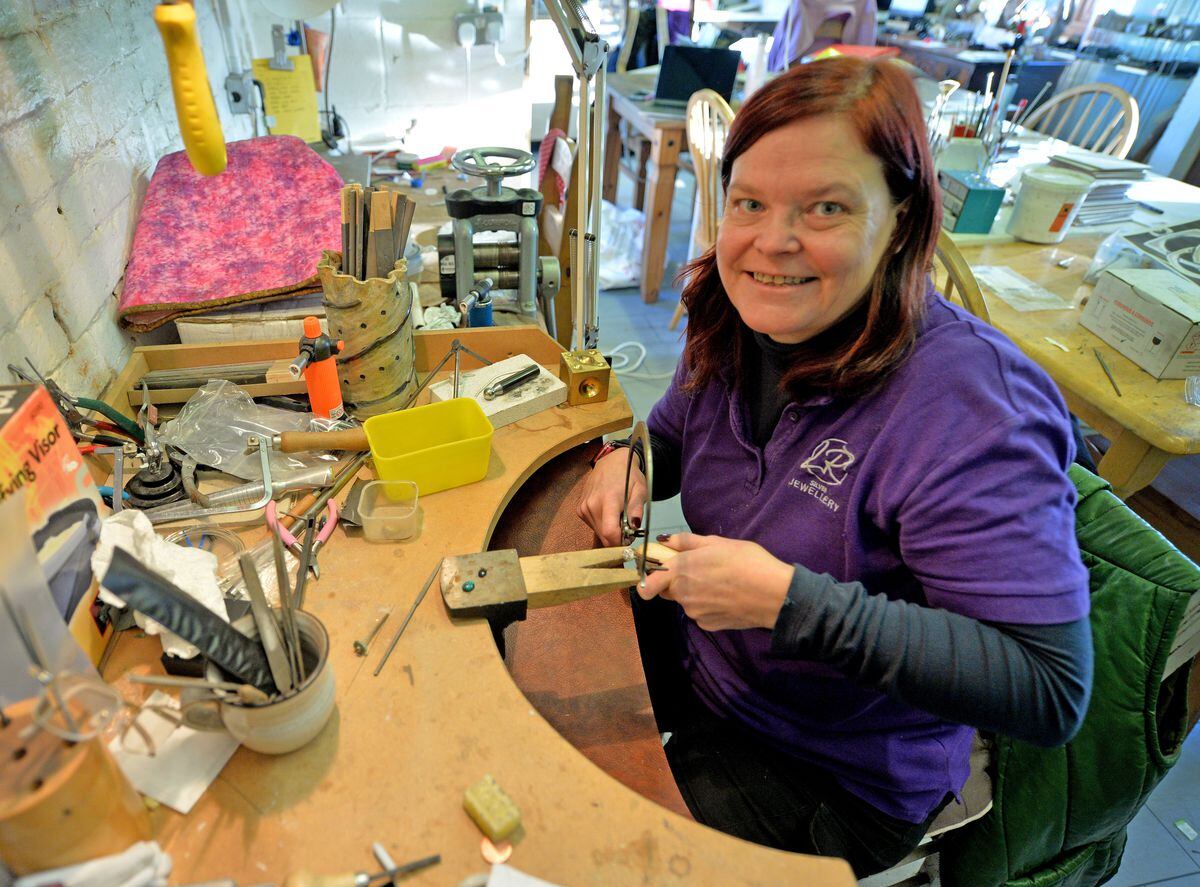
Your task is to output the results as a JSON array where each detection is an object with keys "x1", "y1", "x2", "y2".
[{"x1": 941, "y1": 466, "x2": 1198, "y2": 887}]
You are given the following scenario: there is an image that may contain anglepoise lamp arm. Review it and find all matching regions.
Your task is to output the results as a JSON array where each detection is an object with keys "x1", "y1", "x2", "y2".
[{"x1": 543, "y1": 0, "x2": 609, "y2": 351}]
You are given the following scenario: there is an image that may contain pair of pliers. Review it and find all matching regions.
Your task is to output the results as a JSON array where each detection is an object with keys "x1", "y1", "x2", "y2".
[
  {"x1": 266, "y1": 499, "x2": 338, "y2": 579},
  {"x1": 8, "y1": 360, "x2": 144, "y2": 442}
]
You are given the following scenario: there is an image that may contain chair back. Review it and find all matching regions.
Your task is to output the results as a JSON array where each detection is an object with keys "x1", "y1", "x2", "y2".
[
  {"x1": 685, "y1": 89, "x2": 735, "y2": 253},
  {"x1": 616, "y1": 0, "x2": 639, "y2": 74},
  {"x1": 1022, "y1": 83, "x2": 1140, "y2": 159},
  {"x1": 932, "y1": 230, "x2": 991, "y2": 324},
  {"x1": 655, "y1": 6, "x2": 669, "y2": 61},
  {"x1": 940, "y1": 466, "x2": 1199, "y2": 887}
]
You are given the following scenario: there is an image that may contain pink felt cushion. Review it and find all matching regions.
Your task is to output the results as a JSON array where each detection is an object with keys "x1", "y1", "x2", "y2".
[{"x1": 119, "y1": 135, "x2": 343, "y2": 332}]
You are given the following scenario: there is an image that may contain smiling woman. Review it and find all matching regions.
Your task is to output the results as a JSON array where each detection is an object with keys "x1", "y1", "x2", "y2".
[
  {"x1": 686, "y1": 56, "x2": 939, "y2": 397},
  {"x1": 575, "y1": 57, "x2": 1094, "y2": 878},
  {"x1": 718, "y1": 115, "x2": 900, "y2": 346}
]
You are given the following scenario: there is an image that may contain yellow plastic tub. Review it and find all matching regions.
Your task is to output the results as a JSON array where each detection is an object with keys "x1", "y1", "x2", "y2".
[{"x1": 363, "y1": 397, "x2": 493, "y2": 497}]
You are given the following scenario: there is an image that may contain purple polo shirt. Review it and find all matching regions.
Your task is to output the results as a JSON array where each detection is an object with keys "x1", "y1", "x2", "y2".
[{"x1": 646, "y1": 295, "x2": 1090, "y2": 823}]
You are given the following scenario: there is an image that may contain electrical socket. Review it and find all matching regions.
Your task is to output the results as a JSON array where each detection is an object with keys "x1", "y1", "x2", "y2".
[
  {"x1": 454, "y1": 11, "x2": 504, "y2": 46},
  {"x1": 224, "y1": 72, "x2": 255, "y2": 115}
]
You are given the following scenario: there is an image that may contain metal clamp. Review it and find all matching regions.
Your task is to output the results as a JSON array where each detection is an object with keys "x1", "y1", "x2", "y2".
[
  {"x1": 93, "y1": 444, "x2": 138, "y2": 513},
  {"x1": 143, "y1": 437, "x2": 273, "y2": 522}
]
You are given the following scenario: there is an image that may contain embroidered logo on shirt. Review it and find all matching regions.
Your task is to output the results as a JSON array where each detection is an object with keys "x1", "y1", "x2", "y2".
[{"x1": 799, "y1": 438, "x2": 856, "y2": 486}]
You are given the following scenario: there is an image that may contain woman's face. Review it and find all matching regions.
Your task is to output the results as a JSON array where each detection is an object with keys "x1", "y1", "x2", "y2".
[{"x1": 716, "y1": 114, "x2": 901, "y2": 344}]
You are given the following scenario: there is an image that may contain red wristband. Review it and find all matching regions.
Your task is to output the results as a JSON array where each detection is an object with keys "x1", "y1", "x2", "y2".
[{"x1": 590, "y1": 440, "x2": 627, "y2": 468}]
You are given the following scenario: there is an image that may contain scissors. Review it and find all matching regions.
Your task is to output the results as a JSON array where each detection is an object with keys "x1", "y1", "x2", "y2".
[{"x1": 266, "y1": 499, "x2": 338, "y2": 580}]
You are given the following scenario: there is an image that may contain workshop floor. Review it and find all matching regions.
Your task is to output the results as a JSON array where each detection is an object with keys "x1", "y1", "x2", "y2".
[{"x1": 596, "y1": 172, "x2": 1200, "y2": 886}]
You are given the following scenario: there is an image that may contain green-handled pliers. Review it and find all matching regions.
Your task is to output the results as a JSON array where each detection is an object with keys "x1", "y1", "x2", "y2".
[{"x1": 8, "y1": 360, "x2": 145, "y2": 443}]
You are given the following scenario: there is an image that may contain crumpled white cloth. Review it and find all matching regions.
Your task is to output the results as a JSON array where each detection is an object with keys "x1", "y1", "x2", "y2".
[
  {"x1": 14, "y1": 841, "x2": 171, "y2": 887},
  {"x1": 421, "y1": 302, "x2": 461, "y2": 330},
  {"x1": 91, "y1": 510, "x2": 226, "y2": 658}
]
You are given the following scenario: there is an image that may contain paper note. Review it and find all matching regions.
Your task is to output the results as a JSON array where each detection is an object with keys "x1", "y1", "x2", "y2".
[
  {"x1": 110, "y1": 691, "x2": 239, "y2": 814},
  {"x1": 488, "y1": 863, "x2": 564, "y2": 887},
  {"x1": 252, "y1": 55, "x2": 321, "y2": 143},
  {"x1": 972, "y1": 266, "x2": 1073, "y2": 312}
]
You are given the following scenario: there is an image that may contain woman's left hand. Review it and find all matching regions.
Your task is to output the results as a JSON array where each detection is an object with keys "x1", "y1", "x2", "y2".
[{"x1": 640, "y1": 533, "x2": 795, "y2": 631}]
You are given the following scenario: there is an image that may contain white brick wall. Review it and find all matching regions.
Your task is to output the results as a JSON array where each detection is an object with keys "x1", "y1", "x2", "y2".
[
  {"x1": 1, "y1": 0, "x2": 538, "y2": 398},
  {"x1": 0, "y1": 0, "x2": 253, "y2": 396}
]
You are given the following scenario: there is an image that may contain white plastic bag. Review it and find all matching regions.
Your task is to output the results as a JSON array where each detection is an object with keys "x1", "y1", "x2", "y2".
[{"x1": 598, "y1": 200, "x2": 646, "y2": 290}]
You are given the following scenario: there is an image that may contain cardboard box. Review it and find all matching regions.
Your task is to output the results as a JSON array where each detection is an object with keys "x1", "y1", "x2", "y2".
[
  {"x1": 1080, "y1": 268, "x2": 1200, "y2": 379},
  {"x1": 1123, "y1": 219, "x2": 1200, "y2": 290},
  {"x1": 0, "y1": 384, "x2": 111, "y2": 663}
]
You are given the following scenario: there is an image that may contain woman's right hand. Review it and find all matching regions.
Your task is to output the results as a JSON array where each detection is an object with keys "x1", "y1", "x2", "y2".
[{"x1": 577, "y1": 448, "x2": 647, "y2": 547}]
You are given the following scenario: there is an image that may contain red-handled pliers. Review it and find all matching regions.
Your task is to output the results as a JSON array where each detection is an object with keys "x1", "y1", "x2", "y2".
[{"x1": 266, "y1": 499, "x2": 338, "y2": 580}]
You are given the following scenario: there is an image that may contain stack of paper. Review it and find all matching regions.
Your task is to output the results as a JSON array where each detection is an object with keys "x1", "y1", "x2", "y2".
[{"x1": 1049, "y1": 152, "x2": 1149, "y2": 226}]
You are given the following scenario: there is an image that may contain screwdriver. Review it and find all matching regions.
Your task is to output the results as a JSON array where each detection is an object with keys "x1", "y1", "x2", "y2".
[{"x1": 283, "y1": 853, "x2": 440, "y2": 887}]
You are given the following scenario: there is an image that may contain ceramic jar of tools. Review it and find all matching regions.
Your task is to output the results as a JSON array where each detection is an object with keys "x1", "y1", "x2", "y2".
[
  {"x1": 183, "y1": 610, "x2": 334, "y2": 754},
  {"x1": 317, "y1": 250, "x2": 419, "y2": 418}
]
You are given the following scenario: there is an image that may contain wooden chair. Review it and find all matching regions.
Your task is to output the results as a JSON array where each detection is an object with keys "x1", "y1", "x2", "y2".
[
  {"x1": 614, "y1": 0, "x2": 655, "y2": 208},
  {"x1": 932, "y1": 229, "x2": 991, "y2": 324},
  {"x1": 539, "y1": 75, "x2": 579, "y2": 346},
  {"x1": 1021, "y1": 83, "x2": 1140, "y2": 159},
  {"x1": 615, "y1": 0, "x2": 641, "y2": 73},
  {"x1": 670, "y1": 89, "x2": 734, "y2": 331}
]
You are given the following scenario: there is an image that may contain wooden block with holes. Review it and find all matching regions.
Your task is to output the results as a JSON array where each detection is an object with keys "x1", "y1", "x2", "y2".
[{"x1": 0, "y1": 699, "x2": 151, "y2": 875}]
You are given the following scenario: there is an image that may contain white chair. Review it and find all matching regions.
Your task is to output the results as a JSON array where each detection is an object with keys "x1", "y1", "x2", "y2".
[
  {"x1": 857, "y1": 735, "x2": 994, "y2": 887},
  {"x1": 1021, "y1": 83, "x2": 1140, "y2": 159},
  {"x1": 671, "y1": 88, "x2": 734, "y2": 331}
]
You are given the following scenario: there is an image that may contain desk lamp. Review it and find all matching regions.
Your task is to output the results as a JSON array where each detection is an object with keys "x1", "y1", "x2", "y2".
[{"x1": 544, "y1": 0, "x2": 610, "y2": 352}]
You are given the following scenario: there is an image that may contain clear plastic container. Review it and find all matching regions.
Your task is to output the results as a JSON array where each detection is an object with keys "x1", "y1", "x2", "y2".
[
  {"x1": 1186, "y1": 377, "x2": 1200, "y2": 408},
  {"x1": 360, "y1": 480, "x2": 420, "y2": 542}
]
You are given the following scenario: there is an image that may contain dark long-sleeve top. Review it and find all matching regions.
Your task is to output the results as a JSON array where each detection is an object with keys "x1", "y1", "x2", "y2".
[{"x1": 623, "y1": 329, "x2": 1093, "y2": 748}]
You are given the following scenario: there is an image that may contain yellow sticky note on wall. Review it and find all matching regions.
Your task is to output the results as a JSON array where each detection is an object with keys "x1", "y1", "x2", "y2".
[{"x1": 252, "y1": 54, "x2": 321, "y2": 143}]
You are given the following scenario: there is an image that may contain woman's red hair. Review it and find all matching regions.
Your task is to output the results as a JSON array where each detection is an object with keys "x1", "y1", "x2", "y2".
[{"x1": 679, "y1": 57, "x2": 940, "y2": 399}]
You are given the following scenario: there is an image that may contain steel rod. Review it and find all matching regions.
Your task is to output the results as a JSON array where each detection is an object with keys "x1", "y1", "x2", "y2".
[{"x1": 373, "y1": 565, "x2": 439, "y2": 677}]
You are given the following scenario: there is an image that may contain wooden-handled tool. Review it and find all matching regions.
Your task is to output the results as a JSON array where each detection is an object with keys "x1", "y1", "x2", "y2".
[
  {"x1": 440, "y1": 542, "x2": 679, "y2": 621},
  {"x1": 128, "y1": 673, "x2": 270, "y2": 705},
  {"x1": 274, "y1": 428, "x2": 370, "y2": 453},
  {"x1": 284, "y1": 852, "x2": 440, "y2": 887},
  {"x1": 277, "y1": 490, "x2": 322, "y2": 533},
  {"x1": 283, "y1": 869, "x2": 386, "y2": 887}
]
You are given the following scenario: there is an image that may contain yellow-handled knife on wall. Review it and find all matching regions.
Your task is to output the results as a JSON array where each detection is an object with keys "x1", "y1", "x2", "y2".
[{"x1": 154, "y1": 1, "x2": 227, "y2": 176}]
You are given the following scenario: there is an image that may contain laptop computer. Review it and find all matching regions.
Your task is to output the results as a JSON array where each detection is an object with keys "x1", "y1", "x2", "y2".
[{"x1": 645, "y1": 45, "x2": 741, "y2": 110}]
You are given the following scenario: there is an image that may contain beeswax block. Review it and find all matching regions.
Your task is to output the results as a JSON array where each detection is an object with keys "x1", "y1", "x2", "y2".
[{"x1": 463, "y1": 774, "x2": 521, "y2": 841}]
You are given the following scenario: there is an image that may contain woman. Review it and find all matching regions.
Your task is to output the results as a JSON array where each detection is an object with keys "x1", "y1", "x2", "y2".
[{"x1": 578, "y1": 58, "x2": 1093, "y2": 877}]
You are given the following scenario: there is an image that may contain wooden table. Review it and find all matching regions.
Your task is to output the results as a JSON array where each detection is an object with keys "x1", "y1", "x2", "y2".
[
  {"x1": 943, "y1": 125, "x2": 1200, "y2": 499},
  {"x1": 604, "y1": 72, "x2": 689, "y2": 304},
  {"x1": 956, "y1": 235, "x2": 1200, "y2": 500},
  {"x1": 102, "y1": 327, "x2": 855, "y2": 887}
]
